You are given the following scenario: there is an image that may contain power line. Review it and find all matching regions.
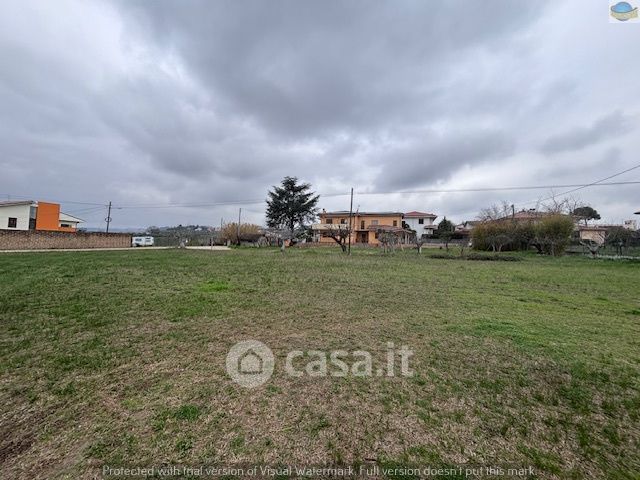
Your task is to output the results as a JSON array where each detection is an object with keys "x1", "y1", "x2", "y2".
[
  {"x1": 0, "y1": 193, "x2": 106, "y2": 206},
  {"x1": 3, "y1": 178, "x2": 640, "y2": 211},
  {"x1": 112, "y1": 180, "x2": 640, "y2": 209},
  {"x1": 516, "y1": 163, "x2": 640, "y2": 208},
  {"x1": 65, "y1": 206, "x2": 107, "y2": 215},
  {"x1": 355, "y1": 181, "x2": 640, "y2": 197}
]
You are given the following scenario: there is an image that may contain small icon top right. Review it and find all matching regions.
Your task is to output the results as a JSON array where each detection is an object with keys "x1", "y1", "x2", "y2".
[{"x1": 610, "y1": 1, "x2": 639, "y2": 22}]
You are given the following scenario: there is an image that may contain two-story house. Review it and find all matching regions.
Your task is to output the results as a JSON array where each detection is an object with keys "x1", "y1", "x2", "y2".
[
  {"x1": 403, "y1": 211, "x2": 438, "y2": 236},
  {"x1": 313, "y1": 210, "x2": 408, "y2": 245},
  {"x1": 0, "y1": 200, "x2": 83, "y2": 232}
]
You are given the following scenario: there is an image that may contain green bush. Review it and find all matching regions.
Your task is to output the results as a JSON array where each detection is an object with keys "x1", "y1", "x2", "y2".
[
  {"x1": 532, "y1": 215, "x2": 576, "y2": 256},
  {"x1": 472, "y1": 215, "x2": 575, "y2": 256}
]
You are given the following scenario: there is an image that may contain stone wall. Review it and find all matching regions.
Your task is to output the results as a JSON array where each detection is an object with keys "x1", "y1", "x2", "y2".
[{"x1": 0, "y1": 230, "x2": 131, "y2": 250}]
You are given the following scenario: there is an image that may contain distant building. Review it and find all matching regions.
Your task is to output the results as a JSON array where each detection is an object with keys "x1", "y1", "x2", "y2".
[
  {"x1": 0, "y1": 200, "x2": 83, "y2": 232},
  {"x1": 312, "y1": 210, "x2": 410, "y2": 245},
  {"x1": 507, "y1": 209, "x2": 554, "y2": 223},
  {"x1": 578, "y1": 226, "x2": 607, "y2": 245},
  {"x1": 455, "y1": 220, "x2": 480, "y2": 234},
  {"x1": 403, "y1": 211, "x2": 438, "y2": 236}
]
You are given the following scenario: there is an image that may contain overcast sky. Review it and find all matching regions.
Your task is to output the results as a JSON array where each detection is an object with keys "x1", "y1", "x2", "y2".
[{"x1": 1, "y1": 0, "x2": 639, "y2": 229}]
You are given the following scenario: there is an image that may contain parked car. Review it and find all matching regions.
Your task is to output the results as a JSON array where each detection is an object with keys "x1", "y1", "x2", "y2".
[{"x1": 132, "y1": 236, "x2": 154, "y2": 247}]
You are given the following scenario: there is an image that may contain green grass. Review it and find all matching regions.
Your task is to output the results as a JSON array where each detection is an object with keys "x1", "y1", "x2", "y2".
[{"x1": 0, "y1": 248, "x2": 639, "y2": 479}]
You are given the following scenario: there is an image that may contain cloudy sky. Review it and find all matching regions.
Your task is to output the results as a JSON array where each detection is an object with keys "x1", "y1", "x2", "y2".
[{"x1": 1, "y1": 0, "x2": 639, "y2": 230}]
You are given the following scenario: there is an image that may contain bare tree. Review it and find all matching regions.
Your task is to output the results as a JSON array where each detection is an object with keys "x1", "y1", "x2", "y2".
[
  {"x1": 324, "y1": 224, "x2": 351, "y2": 253},
  {"x1": 377, "y1": 230, "x2": 399, "y2": 254},
  {"x1": 538, "y1": 195, "x2": 583, "y2": 215},
  {"x1": 478, "y1": 201, "x2": 512, "y2": 221}
]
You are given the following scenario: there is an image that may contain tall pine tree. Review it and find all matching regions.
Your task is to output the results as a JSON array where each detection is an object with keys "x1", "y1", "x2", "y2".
[{"x1": 265, "y1": 176, "x2": 319, "y2": 239}]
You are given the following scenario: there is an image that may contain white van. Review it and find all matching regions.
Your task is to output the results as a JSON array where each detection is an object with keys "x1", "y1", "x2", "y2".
[{"x1": 132, "y1": 236, "x2": 154, "y2": 247}]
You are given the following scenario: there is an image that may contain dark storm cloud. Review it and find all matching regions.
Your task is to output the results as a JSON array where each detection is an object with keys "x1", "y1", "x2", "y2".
[
  {"x1": 120, "y1": 0, "x2": 547, "y2": 137},
  {"x1": 374, "y1": 129, "x2": 516, "y2": 190},
  {"x1": 539, "y1": 111, "x2": 634, "y2": 154}
]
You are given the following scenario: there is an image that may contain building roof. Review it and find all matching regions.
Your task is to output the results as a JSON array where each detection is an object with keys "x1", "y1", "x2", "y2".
[
  {"x1": 59, "y1": 212, "x2": 84, "y2": 223},
  {"x1": 404, "y1": 211, "x2": 437, "y2": 218},
  {"x1": 578, "y1": 225, "x2": 608, "y2": 232},
  {"x1": 0, "y1": 200, "x2": 36, "y2": 207},
  {"x1": 321, "y1": 210, "x2": 402, "y2": 216},
  {"x1": 511, "y1": 210, "x2": 549, "y2": 220},
  {"x1": 493, "y1": 210, "x2": 564, "y2": 222}
]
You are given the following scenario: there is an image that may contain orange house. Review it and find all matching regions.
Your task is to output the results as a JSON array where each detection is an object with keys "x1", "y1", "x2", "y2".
[
  {"x1": 313, "y1": 210, "x2": 409, "y2": 245},
  {"x1": 35, "y1": 202, "x2": 83, "y2": 232}
]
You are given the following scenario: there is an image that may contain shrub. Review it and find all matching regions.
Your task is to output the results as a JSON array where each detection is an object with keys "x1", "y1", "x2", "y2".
[
  {"x1": 472, "y1": 215, "x2": 575, "y2": 256},
  {"x1": 221, "y1": 223, "x2": 262, "y2": 244},
  {"x1": 532, "y1": 215, "x2": 575, "y2": 256},
  {"x1": 472, "y1": 221, "x2": 534, "y2": 252}
]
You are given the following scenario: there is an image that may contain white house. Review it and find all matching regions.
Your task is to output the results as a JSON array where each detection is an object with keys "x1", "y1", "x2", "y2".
[
  {"x1": 58, "y1": 212, "x2": 84, "y2": 230},
  {"x1": 404, "y1": 211, "x2": 438, "y2": 236},
  {"x1": 0, "y1": 200, "x2": 83, "y2": 232},
  {"x1": 456, "y1": 220, "x2": 480, "y2": 232},
  {"x1": 0, "y1": 200, "x2": 37, "y2": 231}
]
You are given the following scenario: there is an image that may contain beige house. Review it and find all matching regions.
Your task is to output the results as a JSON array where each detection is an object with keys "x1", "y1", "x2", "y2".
[{"x1": 313, "y1": 210, "x2": 411, "y2": 245}]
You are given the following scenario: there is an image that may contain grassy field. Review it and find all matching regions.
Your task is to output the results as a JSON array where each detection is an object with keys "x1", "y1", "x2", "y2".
[{"x1": 1, "y1": 248, "x2": 639, "y2": 479}]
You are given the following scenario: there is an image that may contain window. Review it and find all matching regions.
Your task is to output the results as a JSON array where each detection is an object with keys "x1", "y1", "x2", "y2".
[
  {"x1": 7, "y1": 217, "x2": 17, "y2": 228},
  {"x1": 374, "y1": 232, "x2": 379, "y2": 239},
  {"x1": 60, "y1": 223, "x2": 71, "y2": 228},
  {"x1": 393, "y1": 220, "x2": 398, "y2": 227},
  {"x1": 371, "y1": 220, "x2": 378, "y2": 225},
  {"x1": 418, "y1": 218, "x2": 424, "y2": 225},
  {"x1": 326, "y1": 218, "x2": 333, "y2": 224},
  {"x1": 340, "y1": 218, "x2": 347, "y2": 224},
  {"x1": 360, "y1": 220, "x2": 365, "y2": 229}
]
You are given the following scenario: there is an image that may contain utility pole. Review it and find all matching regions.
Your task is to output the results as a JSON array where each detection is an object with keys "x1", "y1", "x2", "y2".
[
  {"x1": 106, "y1": 201, "x2": 112, "y2": 233},
  {"x1": 511, "y1": 204, "x2": 515, "y2": 220},
  {"x1": 348, "y1": 187, "x2": 353, "y2": 255},
  {"x1": 237, "y1": 208, "x2": 242, "y2": 245}
]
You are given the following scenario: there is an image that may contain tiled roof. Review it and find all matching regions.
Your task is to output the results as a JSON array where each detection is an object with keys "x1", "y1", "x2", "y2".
[
  {"x1": 511, "y1": 210, "x2": 548, "y2": 219},
  {"x1": 404, "y1": 211, "x2": 437, "y2": 218},
  {"x1": 321, "y1": 211, "x2": 402, "y2": 216}
]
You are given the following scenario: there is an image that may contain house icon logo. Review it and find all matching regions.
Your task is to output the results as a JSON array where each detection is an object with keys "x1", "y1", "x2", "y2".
[{"x1": 226, "y1": 340, "x2": 274, "y2": 388}]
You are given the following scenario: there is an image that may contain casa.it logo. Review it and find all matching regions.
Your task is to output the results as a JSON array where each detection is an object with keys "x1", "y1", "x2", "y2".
[
  {"x1": 226, "y1": 340, "x2": 275, "y2": 388},
  {"x1": 610, "y1": 1, "x2": 638, "y2": 21}
]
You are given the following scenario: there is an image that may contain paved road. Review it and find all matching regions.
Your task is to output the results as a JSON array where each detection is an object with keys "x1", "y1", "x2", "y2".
[{"x1": 0, "y1": 246, "x2": 231, "y2": 253}]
